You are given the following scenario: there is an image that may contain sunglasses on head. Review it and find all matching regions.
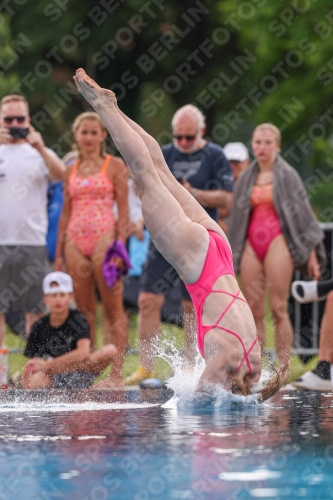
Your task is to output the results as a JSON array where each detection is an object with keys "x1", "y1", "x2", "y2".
[
  {"x1": 173, "y1": 134, "x2": 196, "y2": 141},
  {"x1": 3, "y1": 116, "x2": 27, "y2": 124}
]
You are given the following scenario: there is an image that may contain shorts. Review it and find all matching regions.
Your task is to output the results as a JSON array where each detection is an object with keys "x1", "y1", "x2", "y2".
[
  {"x1": 139, "y1": 241, "x2": 191, "y2": 301},
  {"x1": 0, "y1": 245, "x2": 49, "y2": 314},
  {"x1": 52, "y1": 371, "x2": 96, "y2": 389}
]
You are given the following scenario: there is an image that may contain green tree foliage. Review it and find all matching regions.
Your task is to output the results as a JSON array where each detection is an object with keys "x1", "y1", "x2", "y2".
[
  {"x1": 218, "y1": 0, "x2": 333, "y2": 212},
  {"x1": 218, "y1": 0, "x2": 333, "y2": 134},
  {"x1": 2, "y1": 0, "x2": 333, "y2": 216},
  {"x1": 0, "y1": 15, "x2": 19, "y2": 96},
  {"x1": 1, "y1": 1, "x2": 244, "y2": 147}
]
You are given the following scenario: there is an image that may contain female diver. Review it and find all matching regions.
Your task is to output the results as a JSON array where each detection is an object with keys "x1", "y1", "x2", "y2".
[{"x1": 73, "y1": 69, "x2": 289, "y2": 401}]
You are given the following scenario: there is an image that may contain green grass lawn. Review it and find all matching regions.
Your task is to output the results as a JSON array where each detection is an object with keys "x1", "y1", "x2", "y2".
[{"x1": 5, "y1": 304, "x2": 316, "y2": 383}]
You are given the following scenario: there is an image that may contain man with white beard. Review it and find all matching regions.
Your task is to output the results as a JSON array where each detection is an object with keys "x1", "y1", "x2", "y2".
[{"x1": 125, "y1": 105, "x2": 233, "y2": 385}]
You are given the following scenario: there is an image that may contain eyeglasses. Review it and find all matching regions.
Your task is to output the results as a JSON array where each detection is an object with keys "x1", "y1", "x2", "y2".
[
  {"x1": 3, "y1": 116, "x2": 27, "y2": 124},
  {"x1": 173, "y1": 133, "x2": 197, "y2": 141}
]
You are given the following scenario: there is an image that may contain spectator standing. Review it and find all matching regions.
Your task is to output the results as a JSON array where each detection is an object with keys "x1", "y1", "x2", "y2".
[
  {"x1": 0, "y1": 94, "x2": 65, "y2": 345},
  {"x1": 223, "y1": 142, "x2": 250, "y2": 182},
  {"x1": 46, "y1": 151, "x2": 84, "y2": 265},
  {"x1": 55, "y1": 112, "x2": 129, "y2": 388},
  {"x1": 228, "y1": 123, "x2": 326, "y2": 364},
  {"x1": 219, "y1": 142, "x2": 249, "y2": 232},
  {"x1": 125, "y1": 105, "x2": 233, "y2": 385},
  {"x1": 291, "y1": 283, "x2": 333, "y2": 390},
  {"x1": 46, "y1": 180, "x2": 64, "y2": 263}
]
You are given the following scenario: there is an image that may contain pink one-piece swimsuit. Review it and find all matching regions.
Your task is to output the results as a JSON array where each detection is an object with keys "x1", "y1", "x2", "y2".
[
  {"x1": 185, "y1": 230, "x2": 258, "y2": 374},
  {"x1": 247, "y1": 183, "x2": 283, "y2": 262},
  {"x1": 67, "y1": 155, "x2": 116, "y2": 258}
]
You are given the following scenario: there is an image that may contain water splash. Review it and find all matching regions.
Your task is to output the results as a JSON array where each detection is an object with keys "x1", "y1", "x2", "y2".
[
  {"x1": 156, "y1": 339, "x2": 206, "y2": 407},
  {"x1": 155, "y1": 338, "x2": 271, "y2": 408}
]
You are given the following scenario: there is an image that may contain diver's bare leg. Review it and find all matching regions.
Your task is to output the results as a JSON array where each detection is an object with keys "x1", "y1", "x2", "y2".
[
  {"x1": 115, "y1": 107, "x2": 217, "y2": 228},
  {"x1": 73, "y1": 69, "x2": 208, "y2": 283}
]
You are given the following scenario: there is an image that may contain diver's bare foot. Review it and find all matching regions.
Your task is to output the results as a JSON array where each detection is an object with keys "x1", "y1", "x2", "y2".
[
  {"x1": 74, "y1": 68, "x2": 116, "y2": 110},
  {"x1": 92, "y1": 375, "x2": 125, "y2": 390}
]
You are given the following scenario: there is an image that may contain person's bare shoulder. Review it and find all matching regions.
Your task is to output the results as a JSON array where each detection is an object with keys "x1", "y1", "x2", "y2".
[
  {"x1": 107, "y1": 155, "x2": 128, "y2": 181},
  {"x1": 109, "y1": 155, "x2": 127, "y2": 170}
]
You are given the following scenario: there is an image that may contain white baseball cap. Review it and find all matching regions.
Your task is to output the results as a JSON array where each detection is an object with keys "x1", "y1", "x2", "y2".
[
  {"x1": 43, "y1": 272, "x2": 73, "y2": 294},
  {"x1": 224, "y1": 142, "x2": 249, "y2": 162}
]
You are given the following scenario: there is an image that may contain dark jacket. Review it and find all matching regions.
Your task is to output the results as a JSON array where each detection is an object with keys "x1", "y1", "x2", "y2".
[{"x1": 227, "y1": 154, "x2": 326, "y2": 274}]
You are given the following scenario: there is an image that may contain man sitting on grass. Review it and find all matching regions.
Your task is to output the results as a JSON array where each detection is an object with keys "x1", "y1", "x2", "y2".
[{"x1": 23, "y1": 271, "x2": 117, "y2": 389}]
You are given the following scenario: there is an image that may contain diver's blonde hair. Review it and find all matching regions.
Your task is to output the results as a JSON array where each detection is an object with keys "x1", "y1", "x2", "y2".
[{"x1": 232, "y1": 360, "x2": 290, "y2": 402}]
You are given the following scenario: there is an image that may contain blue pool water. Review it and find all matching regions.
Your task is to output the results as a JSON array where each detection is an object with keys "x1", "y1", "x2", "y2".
[{"x1": 0, "y1": 389, "x2": 333, "y2": 499}]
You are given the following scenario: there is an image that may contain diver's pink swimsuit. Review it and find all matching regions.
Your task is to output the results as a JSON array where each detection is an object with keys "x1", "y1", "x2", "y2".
[{"x1": 185, "y1": 231, "x2": 258, "y2": 374}]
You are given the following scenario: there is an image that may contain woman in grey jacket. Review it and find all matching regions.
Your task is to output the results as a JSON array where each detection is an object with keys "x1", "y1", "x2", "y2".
[{"x1": 228, "y1": 124, "x2": 326, "y2": 364}]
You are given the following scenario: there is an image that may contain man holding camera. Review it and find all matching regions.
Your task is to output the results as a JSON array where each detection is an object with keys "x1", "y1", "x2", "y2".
[{"x1": 0, "y1": 94, "x2": 65, "y2": 346}]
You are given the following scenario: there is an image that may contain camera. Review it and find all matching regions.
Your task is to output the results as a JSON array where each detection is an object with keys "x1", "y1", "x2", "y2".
[{"x1": 9, "y1": 127, "x2": 29, "y2": 139}]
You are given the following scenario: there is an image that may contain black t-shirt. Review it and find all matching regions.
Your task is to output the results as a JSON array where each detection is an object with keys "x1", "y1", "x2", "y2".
[
  {"x1": 162, "y1": 142, "x2": 233, "y2": 221},
  {"x1": 24, "y1": 310, "x2": 90, "y2": 359}
]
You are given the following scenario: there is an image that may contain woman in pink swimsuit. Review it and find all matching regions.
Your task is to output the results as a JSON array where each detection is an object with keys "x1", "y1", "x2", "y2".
[
  {"x1": 55, "y1": 111, "x2": 129, "y2": 388},
  {"x1": 73, "y1": 69, "x2": 289, "y2": 401},
  {"x1": 229, "y1": 124, "x2": 321, "y2": 365}
]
